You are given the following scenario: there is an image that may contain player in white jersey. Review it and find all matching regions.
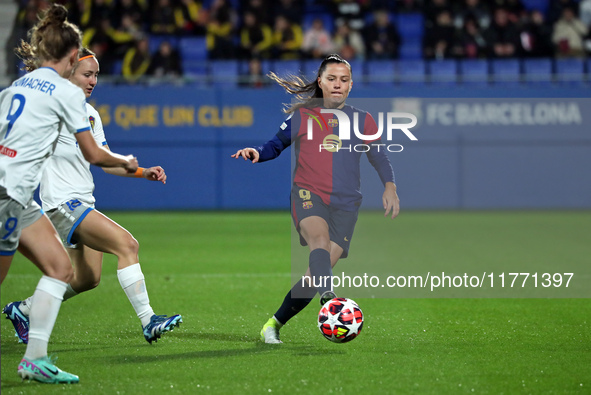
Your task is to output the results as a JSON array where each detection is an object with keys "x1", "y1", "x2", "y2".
[
  {"x1": 4, "y1": 48, "x2": 182, "y2": 346},
  {"x1": 0, "y1": 5, "x2": 139, "y2": 384}
]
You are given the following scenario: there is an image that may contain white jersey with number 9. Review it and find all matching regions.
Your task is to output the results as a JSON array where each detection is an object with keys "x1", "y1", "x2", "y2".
[{"x1": 0, "y1": 67, "x2": 91, "y2": 207}]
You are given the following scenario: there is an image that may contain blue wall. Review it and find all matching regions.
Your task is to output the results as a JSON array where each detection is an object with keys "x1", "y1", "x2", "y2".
[{"x1": 85, "y1": 85, "x2": 590, "y2": 210}]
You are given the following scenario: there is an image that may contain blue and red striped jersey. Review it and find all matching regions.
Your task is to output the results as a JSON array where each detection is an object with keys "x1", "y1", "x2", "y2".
[{"x1": 256, "y1": 105, "x2": 395, "y2": 211}]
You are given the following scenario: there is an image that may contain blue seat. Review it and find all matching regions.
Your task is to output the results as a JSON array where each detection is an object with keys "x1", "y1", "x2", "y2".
[
  {"x1": 209, "y1": 60, "x2": 239, "y2": 88},
  {"x1": 182, "y1": 60, "x2": 207, "y2": 76},
  {"x1": 521, "y1": 0, "x2": 549, "y2": 14},
  {"x1": 366, "y1": 60, "x2": 395, "y2": 85},
  {"x1": 555, "y1": 59, "x2": 585, "y2": 85},
  {"x1": 399, "y1": 38, "x2": 423, "y2": 60},
  {"x1": 523, "y1": 58, "x2": 553, "y2": 85},
  {"x1": 429, "y1": 60, "x2": 458, "y2": 85},
  {"x1": 396, "y1": 13, "x2": 424, "y2": 40},
  {"x1": 396, "y1": 60, "x2": 426, "y2": 85},
  {"x1": 491, "y1": 59, "x2": 521, "y2": 85},
  {"x1": 460, "y1": 59, "x2": 489, "y2": 85},
  {"x1": 179, "y1": 37, "x2": 208, "y2": 61}
]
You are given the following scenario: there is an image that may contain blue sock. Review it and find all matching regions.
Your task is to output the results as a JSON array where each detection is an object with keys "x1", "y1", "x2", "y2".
[
  {"x1": 308, "y1": 248, "x2": 332, "y2": 296},
  {"x1": 274, "y1": 281, "x2": 316, "y2": 325}
]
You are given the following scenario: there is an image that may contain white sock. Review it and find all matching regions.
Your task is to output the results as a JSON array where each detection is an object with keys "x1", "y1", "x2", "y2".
[
  {"x1": 272, "y1": 316, "x2": 284, "y2": 328},
  {"x1": 19, "y1": 296, "x2": 33, "y2": 316},
  {"x1": 24, "y1": 276, "x2": 67, "y2": 360},
  {"x1": 19, "y1": 283, "x2": 77, "y2": 319},
  {"x1": 117, "y1": 263, "x2": 154, "y2": 327},
  {"x1": 62, "y1": 283, "x2": 78, "y2": 302}
]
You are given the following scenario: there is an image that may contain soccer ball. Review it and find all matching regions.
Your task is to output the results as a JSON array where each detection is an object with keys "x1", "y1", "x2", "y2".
[{"x1": 318, "y1": 297, "x2": 363, "y2": 343}]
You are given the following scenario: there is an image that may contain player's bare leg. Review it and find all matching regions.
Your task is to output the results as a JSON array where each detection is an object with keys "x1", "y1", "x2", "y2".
[
  {"x1": 1, "y1": 255, "x2": 13, "y2": 285},
  {"x1": 72, "y1": 210, "x2": 181, "y2": 343},
  {"x1": 11, "y1": 215, "x2": 78, "y2": 383}
]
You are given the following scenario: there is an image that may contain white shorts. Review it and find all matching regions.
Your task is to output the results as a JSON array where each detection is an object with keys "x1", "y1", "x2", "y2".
[
  {"x1": 0, "y1": 187, "x2": 43, "y2": 254},
  {"x1": 46, "y1": 199, "x2": 94, "y2": 248}
]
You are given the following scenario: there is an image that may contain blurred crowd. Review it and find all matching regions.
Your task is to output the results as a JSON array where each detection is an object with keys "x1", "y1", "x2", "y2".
[{"x1": 5, "y1": 0, "x2": 591, "y2": 80}]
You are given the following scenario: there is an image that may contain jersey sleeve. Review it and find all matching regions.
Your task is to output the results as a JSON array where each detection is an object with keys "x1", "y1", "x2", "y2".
[
  {"x1": 364, "y1": 112, "x2": 395, "y2": 185},
  {"x1": 60, "y1": 87, "x2": 91, "y2": 135},
  {"x1": 88, "y1": 104, "x2": 107, "y2": 146},
  {"x1": 256, "y1": 112, "x2": 297, "y2": 163}
]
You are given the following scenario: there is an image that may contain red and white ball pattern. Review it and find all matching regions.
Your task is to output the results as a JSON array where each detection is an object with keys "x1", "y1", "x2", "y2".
[{"x1": 318, "y1": 297, "x2": 364, "y2": 343}]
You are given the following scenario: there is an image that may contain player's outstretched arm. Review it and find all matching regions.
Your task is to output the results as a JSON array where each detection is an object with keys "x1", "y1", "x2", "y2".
[
  {"x1": 231, "y1": 148, "x2": 260, "y2": 163},
  {"x1": 383, "y1": 182, "x2": 400, "y2": 219},
  {"x1": 76, "y1": 131, "x2": 138, "y2": 172},
  {"x1": 103, "y1": 165, "x2": 167, "y2": 184},
  {"x1": 100, "y1": 146, "x2": 166, "y2": 184}
]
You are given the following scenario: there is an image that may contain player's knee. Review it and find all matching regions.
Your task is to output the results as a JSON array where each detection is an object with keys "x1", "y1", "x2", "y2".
[
  {"x1": 307, "y1": 234, "x2": 331, "y2": 251},
  {"x1": 45, "y1": 263, "x2": 74, "y2": 284},
  {"x1": 118, "y1": 233, "x2": 139, "y2": 259}
]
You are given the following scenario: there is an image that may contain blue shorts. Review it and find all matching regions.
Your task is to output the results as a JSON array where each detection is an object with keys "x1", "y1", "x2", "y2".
[{"x1": 291, "y1": 186, "x2": 358, "y2": 259}]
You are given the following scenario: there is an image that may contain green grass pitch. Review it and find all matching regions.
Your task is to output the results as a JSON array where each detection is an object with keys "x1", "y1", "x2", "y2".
[{"x1": 1, "y1": 211, "x2": 589, "y2": 394}]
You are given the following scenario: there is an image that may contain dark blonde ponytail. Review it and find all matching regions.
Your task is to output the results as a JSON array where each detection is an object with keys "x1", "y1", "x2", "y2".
[{"x1": 15, "y1": 4, "x2": 82, "y2": 72}]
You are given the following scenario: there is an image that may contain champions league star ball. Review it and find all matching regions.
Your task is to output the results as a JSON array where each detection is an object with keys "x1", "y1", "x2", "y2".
[{"x1": 318, "y1": 298, "x2": 364, "y2": 343}]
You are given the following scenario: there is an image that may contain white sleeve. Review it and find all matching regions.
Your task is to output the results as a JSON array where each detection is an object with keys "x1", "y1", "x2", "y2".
[
  {"x1": 87, "y1": 104, "x2": 107, "y2": 146},
  {"x1": 60, "y1": 87, "x2": 91, "y2": 135}
]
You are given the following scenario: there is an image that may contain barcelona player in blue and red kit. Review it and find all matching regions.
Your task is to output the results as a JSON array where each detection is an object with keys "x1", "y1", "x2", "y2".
[{"x1": 232, "y1": 54, "x2": 399, "y2": 343}]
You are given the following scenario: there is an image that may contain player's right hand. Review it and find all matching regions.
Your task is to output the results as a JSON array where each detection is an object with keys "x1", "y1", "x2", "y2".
[
  {"x1": 124, "y1": 155, "x2": 139, "y2": 172},
  {"x1": 231, "y1": 148, "x2": 259, "y2": 163}
]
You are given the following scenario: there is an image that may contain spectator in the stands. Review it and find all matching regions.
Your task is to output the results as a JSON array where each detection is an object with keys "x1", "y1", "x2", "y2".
[
  {"x1": 112, "y1": 0, "x2": 145, "y2": 31},
  {"x1": 274, "y1": 0, "x2": 303, "y2": 24},
  {"x1": 175, "y1": 0, "x2": 207, "y2": 35},
  {"x1": 424, "y1": 10, "x2": 456, "y2": 59},
  {"x1": 364, "y1": 9, "x2": 400, "y2": 59},
  {"x1": 581, "y1": 0, "x2": 591, "y2": 26},
  {"x1": 239, "y1": 57, "x2": 269, "y2": 88},
  {"x1": 5, "y1": 0, "x2": 50, "y2": 77},
  {"x1": 271, "y1": 15, "x2": 303, "y2": 59},
  {"x1": 455, "y1": 15, "x2": 488, "y2": 58},
  {"x1": 520, "y1": 10, "x2": 554, "y2": 58},
  {"x1": 206, "y1": 0, "x2": 237, "y2": 59},
  {"x1": 456, "y1": 0, "x2": 490, "y2": 30},
  {"x1": 240, "y1": 11, "x2": 273, "y2": 59},
  {"x1": 485, "y1": 7, "x2": 520, "y2": 57},
  {"x1": 333, "y1": 22, "x2": 366, "y2": 60},
  {"x1": 80, "y1": 0, "x2": 112, "y2": 28},
  {"x1": 333, "y1": 0, "x2": 367, "y2": 31},
  {"x1": 148, "y1": 41, "x2": 182, "y2": 77},
  {"x1": 548, "y1": 0, "x2": 578, "y2": 23},
  {"x1": 150, "y1": 0, "x2": 177, "y2": 34},
  {"x1": 302, "y1": 18, "x2": 335, "y2": 59},
  {"x1": 495, "y1": 0, "x2": 526, "y2": 23},
  {"x1": 552, "y1": 6, "x2": 589, "y2": 57},
  {"x1": 122, "y1": 36, "x2": 151, "y2": 81},
  {"x1": 424, "y1": 0, "x2": 453, "y2": 28},
  {"x1": 244, "y1": 0, "x2": 272, "y2": 26}
]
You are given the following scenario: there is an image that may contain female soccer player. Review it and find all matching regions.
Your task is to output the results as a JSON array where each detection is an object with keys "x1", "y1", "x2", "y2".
[
  {"x1": 0, "y1": 4, "x2": 138, "y2": 383},
  {"x1": 3, "y1": 48, "x2": 182, "y2": 348},
  {"x1": 231, "y1": 54, "x2": 400, "y2": 343}
]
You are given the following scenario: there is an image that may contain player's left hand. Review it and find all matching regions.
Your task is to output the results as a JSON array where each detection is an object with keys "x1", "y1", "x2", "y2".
[
  {"x1": 383, "y1": 182, "x2": 399, "y2": 219},
  {"x1": 144, "y1": 166, "x2": 167, "y2": 184}
]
